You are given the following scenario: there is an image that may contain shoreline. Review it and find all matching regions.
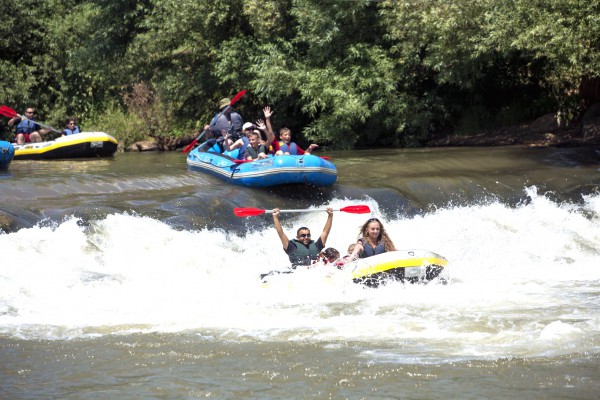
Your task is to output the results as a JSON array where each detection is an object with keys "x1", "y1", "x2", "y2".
[
  {"x1": 426, "y1": 128, "x2": 600, "y2": 148},
  {"x1": 130, "y1": 114, "x2": 600, "y2": 152},
  {"x1": 427, "y1": 111, "x2": 600, "y2": 149}
]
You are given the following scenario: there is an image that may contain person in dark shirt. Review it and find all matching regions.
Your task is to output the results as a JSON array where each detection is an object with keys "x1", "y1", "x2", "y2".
[
  {"x1": 203, "y1": 97, "x2": 244, "y2": 141},
  {"x1": 349, "y1": 217, "x2": 397, "y2": 259},
  {"x1": 272, "y1": 207, "x2": 334, "y2": 268}
]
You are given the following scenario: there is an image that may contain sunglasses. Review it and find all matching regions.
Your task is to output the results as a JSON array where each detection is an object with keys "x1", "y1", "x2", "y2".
[
  {"x1": 366, "y1": 218, "x2": 380, "y2": 223},
  {"x1": 298, "y1": 233, "x2": 311, "y2": 238}
]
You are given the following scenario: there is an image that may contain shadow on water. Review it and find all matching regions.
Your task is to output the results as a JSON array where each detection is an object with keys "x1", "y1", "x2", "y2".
[{"x1": 1, "y1": 147, "x2": 598, "y2": 233}]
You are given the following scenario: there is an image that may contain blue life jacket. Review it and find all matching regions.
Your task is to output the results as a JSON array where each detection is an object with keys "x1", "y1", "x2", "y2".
[
  {"x1": 16, "y1": 119, "x2": 39, "y2": 134},
  {"x1": 358, "y1": 238, "x2": 386, "y2": 258},
  {"x1": 278, "y1": 142, "x2": 298, "y2": 155},
  {"x1": 63, "y1": 126, "x2": 80, "y2": 135}
]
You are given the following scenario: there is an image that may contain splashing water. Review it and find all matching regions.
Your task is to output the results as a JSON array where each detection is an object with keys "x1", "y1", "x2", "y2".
[{"x1": 1, "y1": 188, "x2": 599, "y2": 363}]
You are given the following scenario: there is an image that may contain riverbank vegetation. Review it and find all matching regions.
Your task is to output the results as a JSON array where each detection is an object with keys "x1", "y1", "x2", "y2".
[{"x1": 1, "y1": 0, "x2": 599, "y2": 149}]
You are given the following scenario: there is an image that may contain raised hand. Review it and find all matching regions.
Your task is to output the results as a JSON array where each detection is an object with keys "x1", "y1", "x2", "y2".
[
  {"x1": 263, "y1": 106, "x2": 272, "y2": 119},
  {"x1": 255, "y1": 119, "x2": 266, "y2": 131}
]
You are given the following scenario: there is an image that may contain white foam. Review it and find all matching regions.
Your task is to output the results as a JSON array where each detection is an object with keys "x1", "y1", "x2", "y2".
[{"x1": 1, "y1": 190, "x2": 599, "y2": 361}]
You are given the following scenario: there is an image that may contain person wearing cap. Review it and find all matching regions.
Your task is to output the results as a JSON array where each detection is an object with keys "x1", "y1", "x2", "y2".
[
  {"x1": 203, "y1": 97, "x2": 244, "y2": 143},
  {"x1": 222, "y1": 121, "x2": 254, "y2": 159},
  {"x1": 225, "y1": 108, "x2": 279, "y2": 159}
]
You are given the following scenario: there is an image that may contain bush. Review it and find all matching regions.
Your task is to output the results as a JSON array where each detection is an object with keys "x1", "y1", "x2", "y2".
[{"x1": 85, "y1": 103, "x2": 148, "y2": 149}]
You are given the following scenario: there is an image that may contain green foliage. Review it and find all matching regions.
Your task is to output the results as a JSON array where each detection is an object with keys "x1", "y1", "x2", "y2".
[
  {"x1": 85, "y1": 103, "x2": 147, "y2": 149},
  {"x1": 1, "y1": 0, "x2": 599, "y2": 148}
]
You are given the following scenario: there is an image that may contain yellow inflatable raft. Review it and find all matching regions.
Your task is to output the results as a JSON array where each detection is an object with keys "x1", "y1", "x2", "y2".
[
  {"x1": 13, "y1": 132, "x2": 118, "y2": 160},
  {"x1": 351, "y1": 249, "x2": 448, "y2": 287}
]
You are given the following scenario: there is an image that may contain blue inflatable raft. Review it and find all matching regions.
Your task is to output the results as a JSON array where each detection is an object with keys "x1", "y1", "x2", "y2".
[
  {"x1": 186, "y1": 139, "x2": 337, "y2": 187},
  {"x1": 0, "y1": 141, "x2": 15, "y2": 170}
]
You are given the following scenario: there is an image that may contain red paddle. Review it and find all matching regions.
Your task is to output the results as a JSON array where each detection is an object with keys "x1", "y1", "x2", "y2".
[
  {"x1": 182, "y1": 90, "x2": 247, "y2": 153},
  {"x1": 234, "y1": 205, "x2": 371, "y2": 217},
  {"x1": 0, "y1": 105, "x2": 17, "y2": 118},
  {"x1": 0, "y1": 105, "x2": 62, "y2": 133}
]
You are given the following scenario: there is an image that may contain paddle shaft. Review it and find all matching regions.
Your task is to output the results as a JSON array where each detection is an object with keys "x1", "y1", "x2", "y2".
[
  {"x1": 276, "y1": 208, "x2": 339, "y2": 213},
  {"x1": 19, "y1": 116, "x2": 62, "y2": 134},
  {"x1": 234, "y1": 204, "x2": 370, "y2": 217},
  {"x1": 0, "y1": 106, "x2": 61, "y2": 134}
]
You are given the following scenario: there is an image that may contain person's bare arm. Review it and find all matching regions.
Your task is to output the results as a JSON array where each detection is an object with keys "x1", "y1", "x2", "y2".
[
  {"x1": 319, "y1": 207, "x2": 334, "y2": 245},
  {"x1": 350, "y1": 241, "x2": 364, "y2": 260},
  {"x1": 273, "y1": 208, "x2": 289, "y2": 250},
  {"x1": 7, "y1": 116, "x2": 20, "y2": 127},
  {"x1": 263, "y1": 106, "x2": 275, "y2": 145},
  {"x1": 305, "y1": 143, "x2": 319, "y2": 154}
]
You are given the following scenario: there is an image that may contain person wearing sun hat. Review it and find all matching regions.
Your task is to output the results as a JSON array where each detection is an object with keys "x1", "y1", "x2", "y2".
[{"x1": 203, "y1": 97, "x2": 244, "y2": 145}]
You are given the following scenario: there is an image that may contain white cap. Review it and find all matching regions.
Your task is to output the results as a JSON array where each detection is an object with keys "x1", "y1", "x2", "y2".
[{"x1": 242, "y1": 122, "x2": 254, "y2": 130}]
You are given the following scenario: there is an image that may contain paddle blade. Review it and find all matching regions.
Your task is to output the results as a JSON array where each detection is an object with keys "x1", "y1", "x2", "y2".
[
  {"x1": 0, "y1": 105, "x2": 18, "y2": 118},
  {"x1": 182, "y1": 138, "x2": 198, "y2": 153},
  {"x1": 182, "y1": 129, "x2": 207, "y2": 153},
  {"x1": 230, "y1": 90, "x2": 247, "y2": 106},
  {"x1": 339, "y1": 205, "x2": 371, "y2": 214},
  {"x1": 234, "y1": 207, "x2": 266, "y2": 217}
]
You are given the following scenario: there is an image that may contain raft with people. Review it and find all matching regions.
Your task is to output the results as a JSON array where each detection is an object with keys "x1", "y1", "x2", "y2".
[
  {"x1": 259, "y1": 249, "x2": 448, "y2": 287},
  {"x1": 187, "y1": 139, "x2": 337, "y2": 187},
  {"x1": 13, "y1": 132, "x2": 118, "y2": 160},
  {"x1": 0, "y1": 140, "x2": 15, "y2": 170}
]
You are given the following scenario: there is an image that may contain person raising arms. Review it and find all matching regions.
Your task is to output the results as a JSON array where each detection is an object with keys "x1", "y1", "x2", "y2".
[
  {"x1": 261, "y1": 106, "x2": 280, "y2": 155},
  {"x1": 349, "y1": 218, "x2": 397, "y2": 260},
  {"x1": 272, "y1": 207, "x2": 334, "y2": 268},
  {"x1": 224, "y1": 106, "x2": 277, "y2": 158},
  {"x1": 259, "y1": 106, "x2": 315, "y2": 156}
]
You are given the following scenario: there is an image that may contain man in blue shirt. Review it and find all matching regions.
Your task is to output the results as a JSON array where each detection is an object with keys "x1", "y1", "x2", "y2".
[{"x1": 7, "y1": 107, "x2": 47, "y2": 144}]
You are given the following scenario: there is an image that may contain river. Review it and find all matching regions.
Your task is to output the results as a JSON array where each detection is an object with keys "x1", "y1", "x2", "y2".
[{"x1": 1, "y1": 145, "x2": 599, "y2": 399}]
